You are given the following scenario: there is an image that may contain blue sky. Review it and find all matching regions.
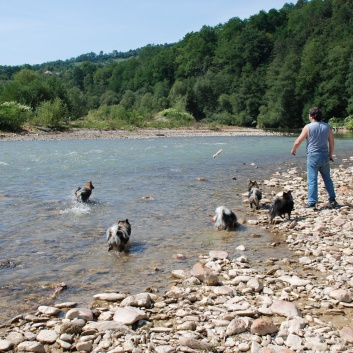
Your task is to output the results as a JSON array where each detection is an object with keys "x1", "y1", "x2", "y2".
[{"x1": 0, "y1": 0, "x2": 291, "y2": 66}]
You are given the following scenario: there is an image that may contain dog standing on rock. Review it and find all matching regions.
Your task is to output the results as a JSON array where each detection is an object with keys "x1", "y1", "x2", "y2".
[
  {"x1": 248, "y1": 180, "x2": 262, "y2": 210},
  {"x1": 75, "y1": 181, "x2": 94, "y2": 202},
  {"x1": 269, "y1": 191, "x2": 294, "y2": 224},
  {"x1": 106, "y1": 219, "x2": 131, "y2": 252},
  {"x1": 211, "y1": 206, "x2": 238, "y2": 231}
]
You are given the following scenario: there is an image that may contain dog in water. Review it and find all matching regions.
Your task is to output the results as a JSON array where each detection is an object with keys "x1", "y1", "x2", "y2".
[
  {"x1": 106, "y1": 219, "x2": 131, "y2": 252},
  {"x1": 248, "y1": 180, "x2": 262, "y2": 210},
  {"x1": 269, "y1": 191, "x2": 294, "y2": 224},
  {"x1": 75, "y1": 181, "x2": 94, "y2": 202},
  {"x1": 211, "y1": 206, "x2": 237, "y2": 231}
]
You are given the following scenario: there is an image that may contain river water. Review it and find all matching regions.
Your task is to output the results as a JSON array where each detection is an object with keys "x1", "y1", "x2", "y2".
[{"x1": 1, "y1": 132, "x2": 352, "y2": 323}]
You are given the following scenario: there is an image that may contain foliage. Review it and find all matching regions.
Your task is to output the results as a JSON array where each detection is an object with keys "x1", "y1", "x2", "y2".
[
  {"x1": 0, "y1": 101, "x2": 31, "y2": 131},
  {"x1": 84, "y1": 104, "x2": 146, "y2": 129},
  {"x1": 328, "y1": 117, "x2": 343, "y2": 128},
  {"x1": 329, "y1": 115, "x2": 353, "y2": 130},
  {"x1": 32, "y1": 98, "x2": 68, "y2": 127},
  {"x1": 1, "y1": 0, "x2": 353, "y2": 131},
  {"x1": 157, "y1": 108, "x2": 195, "y2": 126},
  {"x1": 344, "y1": 116, "x2": 353, "y2": 130}
]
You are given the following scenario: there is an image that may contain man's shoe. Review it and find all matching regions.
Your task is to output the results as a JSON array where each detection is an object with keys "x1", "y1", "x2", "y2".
[
  {"x1": 326, "y1": 199, "x2": 339, "y2": 209},
  {"x1": 304, "y1": 203, "x2": 316, "y2": 208}
]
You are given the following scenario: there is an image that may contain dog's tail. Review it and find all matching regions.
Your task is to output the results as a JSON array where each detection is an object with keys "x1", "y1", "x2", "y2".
[
  {"x1": 106, "y1": 228, "x2": 116, "y2": 251},
  {"x1": 75, "y1": 189, "x2": 82, "y2": 202},
  {"x1": 268, "y1": 197, "x2": 281, "y2": 224}
]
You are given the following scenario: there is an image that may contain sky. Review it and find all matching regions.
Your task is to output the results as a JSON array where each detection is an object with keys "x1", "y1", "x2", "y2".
[{"x1": 0, "y1": 0, "x2": 291, "y2": 66}]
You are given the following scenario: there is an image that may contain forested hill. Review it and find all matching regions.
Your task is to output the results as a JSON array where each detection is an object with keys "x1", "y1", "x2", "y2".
[{"x1": 1, "y1": 0, "x2": 353, "y2": 131}]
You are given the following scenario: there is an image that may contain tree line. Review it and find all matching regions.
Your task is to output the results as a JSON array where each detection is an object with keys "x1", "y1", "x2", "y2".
[{"x1": 1, "y1": 0, "x2": 353, "y2": 132}]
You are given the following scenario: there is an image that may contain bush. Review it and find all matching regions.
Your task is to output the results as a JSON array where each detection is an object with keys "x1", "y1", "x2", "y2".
[
  {"x1": 328, "y1": 117, "x2": 344, "y2": 128},
  {"x1": 33, "y1": 98, "x2": 68, "y2": 127},
  {"x1": 0, "y1": 101, "x2": 31, "y2": 131},
  {"x1": 158, "y1": 108, "x2": 195, "y2": 126},
  {"x1": 344, "y1": 115, "x2": 353, "y2": 130},
  {"x1": 84, "y1": 104, "x2": 147, "y2": 129}
]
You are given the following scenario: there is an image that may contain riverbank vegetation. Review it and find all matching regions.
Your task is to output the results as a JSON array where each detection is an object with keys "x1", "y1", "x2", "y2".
[{"x1": 1, "y1": 0, "x2": 353, "y2": 132}]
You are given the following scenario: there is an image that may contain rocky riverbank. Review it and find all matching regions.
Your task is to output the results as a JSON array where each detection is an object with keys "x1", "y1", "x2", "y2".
[
  {"x1": 0, "y1": 126, "x2": 289, "y2": 142},
  {"x1": 0, "y1": 156, "x2": 352, "y2": 352}
]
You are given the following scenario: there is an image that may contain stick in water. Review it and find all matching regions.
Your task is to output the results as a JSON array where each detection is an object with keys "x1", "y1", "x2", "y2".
[{"x1": 213, "y1": 149, "x2": 222, "y2": 158}]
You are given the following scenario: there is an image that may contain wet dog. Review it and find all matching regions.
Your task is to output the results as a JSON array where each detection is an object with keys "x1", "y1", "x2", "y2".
[
  {"x1": 75, "y1": 181, "x2": 94, "y2": 202},
  {"x1": 248, "y1": 180, "x2": 262, "y2": 210},
  {"x1": 106, "y1": 219, "x2": 131, "y2": 252},
  {"x1": 211, "y1": 206, "x2": 237, "y2": 231},
  {"x1": 269, "y1": 191, "x2": 294, "y2": 223}
]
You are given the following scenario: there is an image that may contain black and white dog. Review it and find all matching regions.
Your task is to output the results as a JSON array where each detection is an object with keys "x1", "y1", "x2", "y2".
[
  {"x1": 211, "y1": 206, "x2": 237, "y2": 231},
  {"x1": 75, "y1": 181, "x2": 94, "y2": 202},
  {"x1": 106, "y1": 219, "x2": 131, "y2": 252},
  {"x1": 248, "y1": 180, "x2": 262, "y2": 210},
  {"x1": 269, "y1": 191, "x2": 294, "y2": 224}
]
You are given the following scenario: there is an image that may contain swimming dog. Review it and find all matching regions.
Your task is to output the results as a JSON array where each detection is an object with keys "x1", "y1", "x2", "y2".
[
  {"x1": 248, "y1": 180, "x2": 262, "y2": 210},
  {"x1": 106, "y1": 219, "x2": 131, "y2": 252},
  {"x1": 75, "y1": 181, "x2": 94, "y2": 202},
  {"x1": 269, "y1": 191, "x2": 294, "y2": 223},
  {"x1": 211, "y1": 206, "x2": 237, "y2": 231}
]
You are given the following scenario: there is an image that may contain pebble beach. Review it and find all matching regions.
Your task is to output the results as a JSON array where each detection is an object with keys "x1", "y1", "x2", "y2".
[
  {"x1": 0, "y1": 128, "x2": 353, "y2": 353},
  {"x1": 0, "y1": 126, "x2": 287, "y2": 142}
]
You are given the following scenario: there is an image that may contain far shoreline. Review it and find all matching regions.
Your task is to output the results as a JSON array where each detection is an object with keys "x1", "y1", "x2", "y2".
[{"x1": 0, "y1": 126, "x2": 295, "y2": 142}]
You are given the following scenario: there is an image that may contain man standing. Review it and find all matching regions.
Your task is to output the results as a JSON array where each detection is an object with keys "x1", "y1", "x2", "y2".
[{"x1": 291, "y1": 107, "x2": 338, "y2": 209}]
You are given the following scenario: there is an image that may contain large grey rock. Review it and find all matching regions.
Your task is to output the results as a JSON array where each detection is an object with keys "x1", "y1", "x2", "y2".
[
  {"x1": 83, "y1": 320, "x2": 134, "y2": 334},
  {"x1": 270, "y1": 300, "x2": 302, "y2": 318},
  {"x1": 65, "y1": 308, "x2": 93, "y2": 321},
  {"x1": 113, "y1": 306, "x2": 148, "y2": 325}
]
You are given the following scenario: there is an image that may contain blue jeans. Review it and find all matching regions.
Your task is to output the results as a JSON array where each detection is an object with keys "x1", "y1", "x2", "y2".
[{"x1": 307, "y1": 152, "x2": 336, "y2": 205}]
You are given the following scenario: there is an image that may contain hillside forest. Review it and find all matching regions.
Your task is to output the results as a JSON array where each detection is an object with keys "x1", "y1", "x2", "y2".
[{"x1": 1, "y1": 0, "x2": 353, "y2": 132}]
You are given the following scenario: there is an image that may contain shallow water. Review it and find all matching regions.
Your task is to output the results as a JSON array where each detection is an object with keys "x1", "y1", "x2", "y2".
[{"x1": 1, "y1": 134, "x2": 352, "y2": 322}]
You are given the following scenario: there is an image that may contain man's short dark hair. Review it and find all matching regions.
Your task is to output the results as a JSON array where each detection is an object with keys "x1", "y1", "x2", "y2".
[{"x1": 309, "y1": 107, "x2": 322, "y2": 121}]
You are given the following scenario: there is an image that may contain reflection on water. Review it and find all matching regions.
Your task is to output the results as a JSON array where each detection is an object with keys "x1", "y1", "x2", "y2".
[{"x1": 0, "y1": 135, "x2": 352, "y2": 323}]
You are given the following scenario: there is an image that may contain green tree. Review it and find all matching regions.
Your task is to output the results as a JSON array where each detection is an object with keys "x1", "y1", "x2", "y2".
[
  {"x1": 346, "y1": 57, "x2": 353, "y2": 115},
  {"x1": 120, "y1": 90, "x2": 136, "y2": 110},
  {"x1": 214, "y1": 17, "x2": 244, "y2": 75},
  {"x1": 258, "y1": 53, "x2": 301, "y2": 128},
  {"x1": 295, "y1": 38, "x2": 325, "y2": 109},
  {"x1": 67, "y1": 87, "x2": 87, "y2": 119},
  {"x1": 175, "y1": 26, "x2": 217, "y2": 78},
  {"x1": 168, "y1": 80, "x2": 188, "y2": 111},
  {"x1": 13, "y1": 69, "x2": 40, "y2": 84},
  {"x1": 317, "y1": 44, "x2": 351, "y2": 119},
  {"x1": 94, "y1": 65, "x2": 114, "y2": 94},
  {"x1": 230, "y1": 65, "x2": 266, "y2": 126},
  {"x1": 99, "y1": 90, "x2": 119, "y2": 106},
  {"x1": 34, "y1": 98, "x2": 68, "y2": 127},
  {"x1": 0, "y1": 102, "x2": 31, "y2": 131},
  {"x1": 0, "y1": 80, "x2": 23, "y2": 103},
  {"x1": 153, "y1": 80, "x2": 170, "y2": 110},
  {"x1": 218, "y1": 94, "x2": 232, "y2": 113}
]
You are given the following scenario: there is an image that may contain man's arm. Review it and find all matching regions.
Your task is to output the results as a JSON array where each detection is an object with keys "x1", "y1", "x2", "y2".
[
  {"x1": 328, "y1": 128, "x2": 334, "y2": 160},
  {"x1": 291, "y1": 125, "x2": 309, "y2": 155}
]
